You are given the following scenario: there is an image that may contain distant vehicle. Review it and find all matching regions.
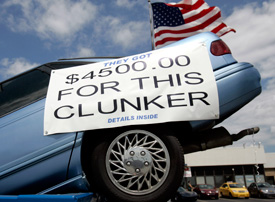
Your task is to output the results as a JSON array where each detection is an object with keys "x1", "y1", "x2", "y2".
[
  {"x1": 193, "y1": 184, "x2": 219, "y2": 199},
  {"x1": 171, "y1": 187, "x2": 197, "y2": 201},
  {"x1": 219, "y1": 182, "x2": 249, "y2": 199},
  {"x1": 0, "y1": 32, "x2": 261, "y2": 202},
  {"x1": 248, "y1": 182, "x2": 275, "y2": 198}
]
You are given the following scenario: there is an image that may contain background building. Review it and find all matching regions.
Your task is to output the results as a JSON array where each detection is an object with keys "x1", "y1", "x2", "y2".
[
  {"x1": 183, "y1": 144, "x2": 275, "y2": 188},
  {"x1": 265, "y1": 153, "x2": 275, "y2": 185}
]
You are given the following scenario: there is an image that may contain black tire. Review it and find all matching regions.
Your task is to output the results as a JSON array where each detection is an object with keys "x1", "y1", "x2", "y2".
[
  {"x1": 86, "y1": 128, "x2": 184, "y2": 202},
  {"x1": 197, "y1": 193, "x2": 201, "y2": 199}
]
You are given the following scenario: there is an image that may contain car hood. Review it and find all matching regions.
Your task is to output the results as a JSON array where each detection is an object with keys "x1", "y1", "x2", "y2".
[
  {"x1": 259, "y1": 187, "x2": 275, "y2": 191},
  {"x1": 178, "y1": 190, "x2": 197, "y2": 196},
  {"x1": 201, "y1": 189, "x2": 216, "y2": 192},
  {"x1": 231, "y1": 188, "x2": 247, "y2": 191}
]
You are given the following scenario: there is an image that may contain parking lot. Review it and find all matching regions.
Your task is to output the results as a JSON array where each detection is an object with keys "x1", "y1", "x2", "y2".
[{"x1": 197, "y1": 198, "x2": 275, "y2": 202}]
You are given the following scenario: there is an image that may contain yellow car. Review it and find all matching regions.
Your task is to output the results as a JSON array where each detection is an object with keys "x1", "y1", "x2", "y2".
[{"x1": 219, "y1": 182, "x2": 249, "y2": 199}]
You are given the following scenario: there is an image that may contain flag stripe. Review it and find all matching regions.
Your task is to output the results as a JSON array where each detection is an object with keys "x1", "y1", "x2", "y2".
[
  {"x1": 155, "y1": 16, "x2": 235, "y2": 47},
  {"x1": 155, "y1": 18, "x2": 226, "y2": 43},
  {"x1": 152, "y1": 0, "x2": 235, "y2": 49},
  {"x1": 154, "y1": 9, "x2": 221, "y2": 38},
  {"x1": 155, "y1": 37, "x2": 187, "y2": 48},
  {"x1": 212, "y1": 23, "x2": 236, "y2": 36},
  {"x1": 184, "y1": 6, "x2": 215, "y2": 23},
  {"x1": 168, "y1": 0, "x2": 205, "y2": 14},
  {"x1": 181, "y1": 3, "x2": 210, "y2": 20},
  {"x1": 153, "y1": 7, "x2": 220, "y2": 33}
]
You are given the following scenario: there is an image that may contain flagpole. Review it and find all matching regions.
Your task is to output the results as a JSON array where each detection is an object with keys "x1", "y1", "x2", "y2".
[{"x1": 148, "y1": 0, "x2": 155, "y2": 50}]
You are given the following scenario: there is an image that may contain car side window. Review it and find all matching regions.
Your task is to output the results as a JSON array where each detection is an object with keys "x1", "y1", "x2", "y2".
[
  {"x1": 0, "y1": 67, "x2": 50, "y2": 117},
  {"x1": 0, "y1": 62, "x2": 93, "y2": 117}
]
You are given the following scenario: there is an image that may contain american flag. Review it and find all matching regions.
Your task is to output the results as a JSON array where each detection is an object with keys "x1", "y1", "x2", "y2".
[{"x1": 152, "y1": 0, "x2": 236, "y2": 48}]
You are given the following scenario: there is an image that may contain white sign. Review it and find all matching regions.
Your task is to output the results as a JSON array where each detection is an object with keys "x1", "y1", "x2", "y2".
[
  {"x1": 44, "y1": 42, "x2": 219, "y2": 135},
  {"x1": 184, "y1": 166, "x2": 192, "y2": 178}
]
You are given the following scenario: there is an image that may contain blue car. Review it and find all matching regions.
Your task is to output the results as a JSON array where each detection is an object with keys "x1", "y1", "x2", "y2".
[
  {"x1": 0, "y1": 32, "x2": 261, "y2": 202},
  {"x1": 171, "y1": 187, "x2": 198, "y2": 202}
]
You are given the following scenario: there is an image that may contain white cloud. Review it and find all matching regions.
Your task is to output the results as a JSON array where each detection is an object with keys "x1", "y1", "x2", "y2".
[
  {"x1": 96, "y1": 16, "x2": 150, "y2": 51},
  {"x1": 220, "y1": 88, "x2": 275, "y2": 132},
  {"x1": 115, "y1": 0, "x2": 146, "y2": 9},
  {"x1": 216, "y1": 86, "x2": 275, "y2": 150},
  {"x1": 2, "y1": 0, "x2": 98, "y2": 42},
  {"x1": 0, "y1": 57, "x2": 39, "y2": 80},
  {"x1": 110, "y1": 21, "x2": 149, "y2": 50},
  {"x1": 222, "y1": 1, "x2": 275, "y2": 79},
  {"x1": 217, "y1": 1, "x2": 275, "y2": 151},
  {"x1": 70, "y1": 46, "x2": 96, "y2": 58},
  {"x1": 1, "y1": 0, "x2": 150, "y2": 54}
]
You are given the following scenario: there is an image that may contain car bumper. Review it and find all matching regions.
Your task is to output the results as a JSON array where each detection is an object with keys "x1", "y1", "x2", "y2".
[
  {"x1": 201, "y1": 193, "x2": 218, "y2": 198},
  {"x1": 215, "y1": 62, "x2": 261, "y2": 119},
  {"x1": 262, "y1": 193, "x2": 275, "y2": 198},
  {"x1": 232, "y1": 192, "x2": 250, "y2": 198},
  {"x1": 190, "y1": 62, "x2": 261, "y2": 130}
]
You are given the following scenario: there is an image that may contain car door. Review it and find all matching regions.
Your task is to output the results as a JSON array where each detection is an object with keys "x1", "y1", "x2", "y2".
[
  {"x1": 220, "y1": 184, "x2": 225, "y2": 196},
  {"x1": 0, "y1": 67, "x2": 77, "y2": 194},
  {"x1": 222, "y1": 184, "x2": 230, "y2": 196},
  {"x1": 253, "y1": 183, "x2": 259, "y2": 196}
]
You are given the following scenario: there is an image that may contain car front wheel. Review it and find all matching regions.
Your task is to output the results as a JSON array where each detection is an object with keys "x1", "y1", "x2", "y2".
[{"x1": 87, "y1": 128, "x2": 184, "y2": 202}]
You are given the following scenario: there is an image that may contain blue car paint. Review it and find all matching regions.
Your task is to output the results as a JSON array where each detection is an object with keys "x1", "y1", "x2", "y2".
[
  {"x1": 164, "y1": 32, "x2": 238, "y2": 71},
  {"x1": 190, "y1": 62, "x2": 261, "y2": 130},
  {"x1": 0, "y1": 193, "x2": 93, "y2": 202},
  {"x1": 0, "y1": 99, "x2": 78, "y2": 194},
  {"x1": 0, "y1": 32, "x2": 261, "y2": 195}
]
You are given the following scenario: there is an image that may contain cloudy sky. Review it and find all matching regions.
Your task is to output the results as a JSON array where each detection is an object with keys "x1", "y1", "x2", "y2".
[{"x1": 0, "y1": 0, "x2": 274, "y2": 152}]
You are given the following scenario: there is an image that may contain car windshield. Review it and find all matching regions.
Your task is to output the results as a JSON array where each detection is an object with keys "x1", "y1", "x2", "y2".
[
  {"x1": 229, "y1": 184, "x2": 243, "y2": 188},
  {"x1": 199, "y1": 184, "x2": 214, "y2": 189},
  {"x1": 257, "y1": 183, "x2": 271, "y2": 188},
  {"x1": 178, "y1": 187, "x2": 185, "y2": 192},
  {"x1": 0, "y1": 62, "x2": 91, "y2": 117}
]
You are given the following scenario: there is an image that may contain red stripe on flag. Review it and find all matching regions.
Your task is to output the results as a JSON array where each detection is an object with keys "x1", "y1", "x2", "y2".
[
  {"x1": 154, "y1": 11, "x2": 222, "y2": 38},
  {"x1": 184, "y1": 7, "x2": 215, "y2": 24},
  {"x1": 155, "y1": 37, "x2": 188, "y2": 47},
  {"x1": 152, "y1": 0, "x2": 236, "y2": 48},
  {"x1": 211, "y1": 23, "x2": 226, "y2": 34},
  {"x1": 211, "y1": 23, "x2": 236, "y2": 36},
  {"x1": 190, "y1": 0, "x2": 206, "y2": 11},
  {"x1": 167, "y1": 3, "x2": 192, "y2": 11},
  {"x1": 167, "y1": 0, "x2": 205, "y2": 14}
]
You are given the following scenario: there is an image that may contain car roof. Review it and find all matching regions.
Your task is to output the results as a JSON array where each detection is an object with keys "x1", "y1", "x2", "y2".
[{"x1": 0, "y1": 57, "x2": 120, "y2": 85}]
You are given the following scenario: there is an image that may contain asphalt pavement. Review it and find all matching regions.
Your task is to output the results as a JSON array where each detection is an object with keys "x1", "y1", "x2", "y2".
[{"x1": 197, "y1": 197, "x2": 275, "y2": 202}]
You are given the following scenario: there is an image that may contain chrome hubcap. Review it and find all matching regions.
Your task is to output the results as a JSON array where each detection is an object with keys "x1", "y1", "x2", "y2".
[
  {"x1": 124, "y1": 146, "x2": 152, "y2": 176},
  {"x1": 106, "y1": 130, "x2": 170, "y2": 195}
]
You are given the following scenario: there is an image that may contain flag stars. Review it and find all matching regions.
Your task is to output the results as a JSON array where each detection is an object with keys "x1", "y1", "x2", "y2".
[{"x1": 152, "y1": 3, "x2": 185, "y2": 28}]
